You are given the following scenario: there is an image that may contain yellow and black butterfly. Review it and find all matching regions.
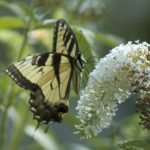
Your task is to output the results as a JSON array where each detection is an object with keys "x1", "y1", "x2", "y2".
[{"x1": 6, "y1": 19, "x2": 87, "y2": 126}]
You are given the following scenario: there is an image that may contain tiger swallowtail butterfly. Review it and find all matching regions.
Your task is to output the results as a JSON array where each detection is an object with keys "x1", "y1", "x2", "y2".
[{"x1": 6, "y1": 19, "x2": 87, "y2": 127}]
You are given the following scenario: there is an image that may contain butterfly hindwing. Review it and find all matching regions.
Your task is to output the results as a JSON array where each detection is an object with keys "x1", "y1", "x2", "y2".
[{"x1": 6, "y1": 52, "x2": 73, "y2": 123}]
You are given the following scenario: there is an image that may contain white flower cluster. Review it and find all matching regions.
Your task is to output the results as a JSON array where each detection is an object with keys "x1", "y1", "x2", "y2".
[{"x1": 75, "y1": 41, "x2": 150, "y2": 139}]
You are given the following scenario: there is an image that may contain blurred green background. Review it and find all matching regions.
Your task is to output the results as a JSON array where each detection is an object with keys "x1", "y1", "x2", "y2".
[{"x1": 0, "y1": 0, "x2": 149, "y2": 150}]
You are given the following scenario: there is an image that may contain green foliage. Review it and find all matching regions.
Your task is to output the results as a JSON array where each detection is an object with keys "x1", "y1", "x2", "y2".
[
  {"x1": 118, "y1": 140, "x2": 150, "y2": 150},
  {"x1": 0, "y1": 0, "x2": 149, "y2": 150},
  {"x1": 0, "y1": 17, "x2": 24, "y2": 29},
  {"x1": 0, "y1": 29, "x2": 33, "y2": 63}
]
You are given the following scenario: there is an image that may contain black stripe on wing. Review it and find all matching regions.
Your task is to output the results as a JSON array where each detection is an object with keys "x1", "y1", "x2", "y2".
[
  {"x1": 31, "y1": 53, "x2": 49, "y2": 66},
  {"x1": 52, "y1": 54, "x2": 61, "y2": 85},
  {"x1": 6, "y1": 64, "x2": 39, "y2": 91},
  {"x1": 64, "y1": 31, "x2": 71, "y2": 47},
  {"x1": 36, "y1": 53, "x2": 49, "y2": 66},
  {"x1": 52, "y1": 53, "x2": 73, "y2": 99},
  {"x1": 52, "y1": 19, "x2": 79, "y2": 57},
  {"x1": 64, "y1": 62, "x2": 73, "y2": 99}
]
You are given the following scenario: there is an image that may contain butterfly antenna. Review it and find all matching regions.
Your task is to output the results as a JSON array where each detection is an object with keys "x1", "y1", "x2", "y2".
[
  {"x1": 86, "y1": 58, "x2": 98, "y2": 66},
  {"x1": 90, "y1": 74, "x2": 98, "y2": 82},
  {"x1": 85, "y1": 65, "x2": 98, "y2": 83},
  {"x1": 85, "y1": 55, "x2": 99, "y2": 71},
  {"x1": 87, "y1": 55, "x2": 99, "y2": 62},
  {"x1": 82, "y1": 44, "x2": 96, "y2": 56}
]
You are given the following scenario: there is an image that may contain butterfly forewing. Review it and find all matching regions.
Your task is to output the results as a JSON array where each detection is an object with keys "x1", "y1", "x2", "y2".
[{"x1": 53, "y1": 19, "x2": 79, "y2": 58}]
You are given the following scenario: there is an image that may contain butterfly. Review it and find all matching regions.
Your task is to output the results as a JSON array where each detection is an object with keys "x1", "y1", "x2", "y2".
[{"x1": 6, "y1": 19, "x2": 87, "y2": 126}]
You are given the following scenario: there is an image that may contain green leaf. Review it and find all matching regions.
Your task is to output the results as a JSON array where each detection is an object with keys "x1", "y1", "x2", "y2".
[
  {"x1": 0, "y1": 1, "x2": 33, "y2": 20},
  {"x1": 73, "y1": 26, "x2": 95, "y2": 59},
  {"x1": 0, "y1": 16, "x2": 24, "y2": 28},
  {"x1": 118, "y1": 140, "x2": 150, "y2": 150},
  {"x1": 72, "y1": 26, "x2": 96, "y2": 84},
  {"x1": 95, "y1": 32, "x2": 123, "y2": 47},
  {"x1": 0, "y1": 29, "x2": 33, "y2": 63},
  {"x1": 0, "y1": 1, "x2": 24, "y2": 18},
  {"x1": 14, "y1": 1, "x2": 33, "y2": 17}
]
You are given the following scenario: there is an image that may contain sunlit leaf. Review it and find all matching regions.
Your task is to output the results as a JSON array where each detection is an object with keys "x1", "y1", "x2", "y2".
[
  {"x1": 0, "y1": 1, "x2": 33, "y2": 19},
  {"x1": 0, "y1": 16, "x2": 24, "y2": 28}
]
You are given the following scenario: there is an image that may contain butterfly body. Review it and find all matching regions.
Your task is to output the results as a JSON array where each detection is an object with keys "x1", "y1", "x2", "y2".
[{"x1": 6, "y1": 19, "x2": 86, "y2": 125}]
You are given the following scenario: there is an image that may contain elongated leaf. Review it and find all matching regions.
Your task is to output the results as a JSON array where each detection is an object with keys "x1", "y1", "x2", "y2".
[
  {"x1": 0, "y1": 16, "x2": 24, "y2": 28},
  {"x1": 95, "y1": 32, "x2": 123, "y2": 47},
  {"x1": 0, "y1": 1, "x2": 33, "y2": 19},
  {"x1": 0, "y1": 1, "x2": 25, "y2": 18}
]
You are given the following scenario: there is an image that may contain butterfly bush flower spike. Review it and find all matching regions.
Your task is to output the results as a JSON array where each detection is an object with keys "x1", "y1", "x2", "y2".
[{"x1": 75, "y1": 41, "x2": 150, "y2": 139}]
